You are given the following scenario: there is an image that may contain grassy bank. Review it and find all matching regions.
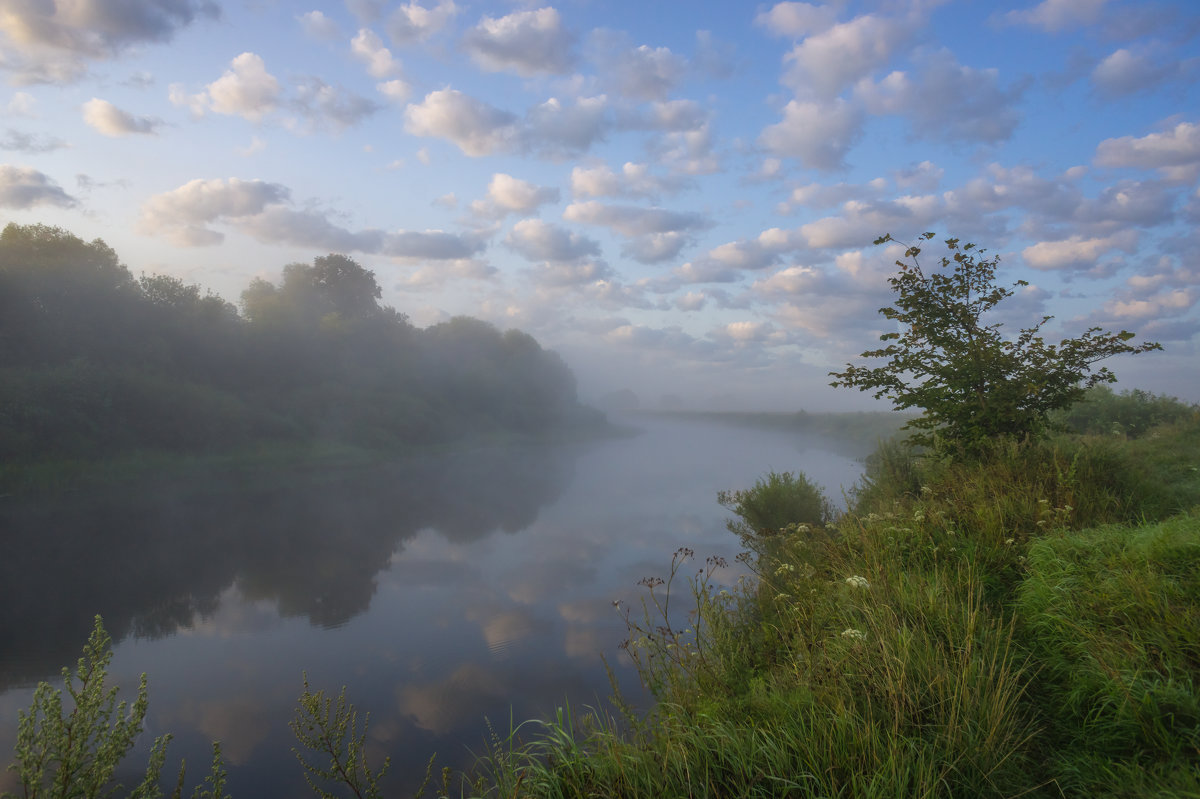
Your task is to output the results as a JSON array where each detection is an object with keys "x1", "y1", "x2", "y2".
[{"x1": 464, "y1": 417, "x2": 1200, "y2": 798}]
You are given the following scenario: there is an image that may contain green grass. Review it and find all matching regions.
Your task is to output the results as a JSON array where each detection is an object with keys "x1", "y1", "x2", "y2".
[{"x1": 463, "y1": 418, "x2": 1200, "y2": 798}]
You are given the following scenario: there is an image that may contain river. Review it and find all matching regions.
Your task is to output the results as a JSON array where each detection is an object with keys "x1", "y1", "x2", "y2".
[{"x1": 0, "y1": 414, "x2": 866, "y2": 797}]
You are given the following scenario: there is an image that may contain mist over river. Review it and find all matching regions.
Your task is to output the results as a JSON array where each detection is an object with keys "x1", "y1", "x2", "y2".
[{"x1": 0, "y1": 415, "x2": 865, "y2": 797}]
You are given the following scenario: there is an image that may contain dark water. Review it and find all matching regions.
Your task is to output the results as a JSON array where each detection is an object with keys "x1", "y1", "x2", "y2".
[{"x1": 0, "y1": 415, "x2": 864, "y2": 796}]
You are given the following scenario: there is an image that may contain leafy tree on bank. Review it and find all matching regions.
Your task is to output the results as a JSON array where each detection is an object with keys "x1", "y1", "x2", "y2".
[{"x1": 829, "y1": 233, "x2": 1161, "y2": 454}]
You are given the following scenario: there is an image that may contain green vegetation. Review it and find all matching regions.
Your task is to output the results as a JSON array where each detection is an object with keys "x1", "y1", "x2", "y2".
[
  {"x1": 9, "y1": 392, "x2": 1197, "y2": 798},
  {"x1": 0, "y1": 223, "x2": 604, "y2": 493},
  {"x1": 830, "y1": 233, "x2": 1161, "y2": 453},
  {"x1": 463, "y1": 400, "x2": 1200, "y2": 798}
]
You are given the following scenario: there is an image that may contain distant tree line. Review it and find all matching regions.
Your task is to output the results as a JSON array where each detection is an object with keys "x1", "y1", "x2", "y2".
[{"x1": 0, "y1": 223, "x2": 602, "y2": 461}]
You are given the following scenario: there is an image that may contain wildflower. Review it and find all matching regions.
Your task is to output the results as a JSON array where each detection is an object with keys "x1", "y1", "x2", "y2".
[
  {"x1": 841, "y1": 629, "x2": 866, "y2": 642},
  {"x1": 775, "y1": 593, "x2": 791, "y2": 601},
  {"x1": 845, "y1": 576, "x2": 870, "y2": 590},
  {"x1": 1004, "y1": 538, "x2": 1015, "y2": 546},
  {"x1": 773, "y1": 563, "x2": 796, "y2": 577}
]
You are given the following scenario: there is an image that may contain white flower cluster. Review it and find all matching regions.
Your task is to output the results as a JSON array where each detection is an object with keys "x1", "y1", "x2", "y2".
[
  {"x1": 841, "y1": 628, "x2": 866, "y2": 642},
  {"x1": 844, "y1": 575, "x2": 870, "y2": 590}
]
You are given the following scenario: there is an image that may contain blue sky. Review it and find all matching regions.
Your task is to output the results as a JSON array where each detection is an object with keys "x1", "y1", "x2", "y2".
[{"x1": 2, "y1": 0, "x2": 1198, "y2": 409}]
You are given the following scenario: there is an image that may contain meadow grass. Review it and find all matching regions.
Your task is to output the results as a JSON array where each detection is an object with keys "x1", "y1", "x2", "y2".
[{"x1": 464, "y1": 416, "x2": 1200, "y2": 798}]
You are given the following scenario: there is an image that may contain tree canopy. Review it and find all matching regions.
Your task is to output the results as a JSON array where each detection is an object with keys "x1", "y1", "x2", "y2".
[{"x1": 829, "y1": 233, "x2": 1161, "y2": 453}]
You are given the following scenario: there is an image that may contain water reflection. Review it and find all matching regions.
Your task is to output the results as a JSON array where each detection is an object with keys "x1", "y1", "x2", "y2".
[
  {"x1": 0, "y1": 416, "x2": 866, "y2": 797},
  {"x1": 0, "y1": 444, "x2": 577, "y2": 690}
]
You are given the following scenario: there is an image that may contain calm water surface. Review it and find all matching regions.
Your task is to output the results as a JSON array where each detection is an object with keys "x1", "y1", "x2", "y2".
[{"x1": 0, "y1": 415, "x2": 864, "y2": 796}]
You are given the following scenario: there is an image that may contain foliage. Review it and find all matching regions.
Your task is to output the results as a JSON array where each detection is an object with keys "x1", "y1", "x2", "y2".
[
  {"x1": 1049, "y1": 384, "x2": 1199, "y2": 438},
  {"x1": 717, "y1": 470, "x2": 832, "y2": 545},
  {"x1": 0, "y1": 222, "x2": 602, "y2": 485},
  {"x1": 829, "y1": 232, "x2": 1161, "y2": 454},
  {"x1": 466, "y1": 415, "x2": 1200, "y2": 798},
  {"x1": 3, "y1": 616, "x2": 227, "y2": 799},
  {"x1": 290, "y1": 677, "x2": 392, "y2": 799}
]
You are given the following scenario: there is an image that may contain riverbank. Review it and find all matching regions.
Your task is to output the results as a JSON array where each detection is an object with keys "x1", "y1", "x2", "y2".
[{"x1": 465, "y1": 417, "x2": 1200, "y2": 798}]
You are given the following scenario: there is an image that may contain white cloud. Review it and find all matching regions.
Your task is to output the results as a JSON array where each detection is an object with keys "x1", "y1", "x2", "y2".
[
  {"x1": 675, "y1": 228, "x2": 803, "y2": 283},
  {"x1": 780, "y1": 180, "x2": 887, "y2": 212},
  {"x1": 1094, "y1": 122, "x2": 1200, "y2": 172},
  {"x1": 800, "y1": 195, "x2": 943, "y2": 249},
  {"x1": 139, "y1": 176, "x2": 487, "y2": 258},
  {"x1": 139, "y1": 178, "x2": 290, "y2": 246},
  {"x1": 386, "y1": 0, "x2": 457, "y2": 45},
  {"x1": 1000, "y1": 0, "x2": 1108, "y2": 32},
  {"x1": 0, "y1": 0, "x2": 218, "y2": 84},
  {"x1": 0, "y1": 164, "x2": 77, "y2": 208},
  {"x1": 621, "y1": 231, "x2": 688, "y2": 264},
  {"x1": 855, "y1": 51, "x2": 1024, "y2": 143},
  {"x1": 506, "y1": 218, "x2": 600, "y2": 262},
  {"x1": 81, "y1": 98, "x2": 160, "y2": 136},
  {"x1": 376, "y1": 79, "x2": 411, "y2": 102},
  {"x1": 1, "y1": 129, "x2": 68, "y2": 153},
  {"x1": 7, "y1": 92, "x2": 36, "y2": 116},
  {"x1": 1021, "y1": 231, "x2": 1138, "y2": 270},
  {"x1": 298, "y1": 10, "x2": 341, "y2": 40},
  {"x1": 759, "y1": 99, "x2": 863, "y2": 170},
  {"x1": 754, "y1": 2, "x2": 838, "y2": 38},
  {"x1": 351, "y1": 29, "x2": 401, "y2": 79},
  {"x1": 404, "y1": 89, "x2": 609, "y2": 158},
  {"x1": 404, "y1": 89, "x2": 521, "y2": 156},
  {"x1": 291, "y1": 78, "x2": 380, "y2": 130},
  {"x1": 462, "y1": 7, "x2": 574, "y2": 77},
  {"x1": 470, "y1": 173, "x2": 560, "y2": 219},
  {"x1": 525, "y1": 95, "x2": 609, "y2": 157},
  {"x1": 171, "y1": 52, "x2": 281, "y2": 122},
  {"x1": 589, "y1": 36, "x2": 686, "y2": 101},
  {"x1": 570, "y1": 162, "x2": 683, "y2": 199},
  {"x1": 563, "y1": 200, "x2": 709, "y2": 237},
  {"x1": 782, "y1": 14, "x2": 914, "y2": 99},
  {"x1": 1091, "y1": 48, "x2": 1174, "y2": 98}
]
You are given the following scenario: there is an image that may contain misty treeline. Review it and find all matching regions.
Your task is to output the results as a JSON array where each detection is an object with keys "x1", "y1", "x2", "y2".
[{"x1": 0, "y1": 222, "x2": 602, "y2": 461}]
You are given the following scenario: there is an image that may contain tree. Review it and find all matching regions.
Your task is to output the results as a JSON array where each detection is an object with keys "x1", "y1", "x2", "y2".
[{"x1": 829, "y1": 233, "x2": 1161, "y2": 453}]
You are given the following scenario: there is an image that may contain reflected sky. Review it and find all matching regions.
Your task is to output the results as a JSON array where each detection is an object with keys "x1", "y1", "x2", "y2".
[{"x1": 0, "y1": 416, "x2": 863, "y2": 797}]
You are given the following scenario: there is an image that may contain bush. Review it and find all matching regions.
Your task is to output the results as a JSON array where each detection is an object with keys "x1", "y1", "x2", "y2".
[{"x1": 718, "y1": 470, "x2": 832, "y2": 543}]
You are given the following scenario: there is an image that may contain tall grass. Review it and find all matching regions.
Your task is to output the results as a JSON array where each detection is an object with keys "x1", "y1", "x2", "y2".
[{"x1": 467, "y1": 416, "x2": 1200, "y2": 798}]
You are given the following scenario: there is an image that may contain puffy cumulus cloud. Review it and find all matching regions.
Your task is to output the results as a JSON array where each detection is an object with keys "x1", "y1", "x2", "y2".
[
  {"x1": 893, "y1": 160, "x2": 944, "y2": 191},
  {"x1": 505, "y1": 218, "x2": 600, "y2": 263},
  {"x1": 376, "y1": 78, "x2": 411, "y2": 102},
  {"x1": 778, "y1": 179, "x2": 887, "y2": 213},
  {"x1": 759, "y1": 99, "x2": 863, "y2": 171},
  {"x1": 291, "y1": 78, "x2": 380, "y2": 131},
  {"x1": 405, "y1": 89, "x2": 611, "y2": 158},
  {"x1": 629, "y1": 99, "x2": 708, "y2": 133},
  {"x1": 462, "y1": 7, "x2": 574, "y2": 77},
  {"x1": 398, "y1": 258, "x2": 496, "y2": 290},
  {"x1": 800, "y1": 195, "x2": 943, "y2": 249},
  {"x1": 587, "y1": 30, "x2": 686, "y2": 101},
  {"x1": 81, "y1": 98, "x2": 160, "y2": 136},
  {"x1": 712, "y1": 320, "x2": 782, "y2": 346},
  {"x1": 655, "y1": 121, "x2": 720, "y2": 176},
  {"x1": 569, "y1": 162, "x2": 683, "y2": 199},
  {"x1": 386, "y1": 0, "x2": 457, "y2": 45},
  {"x1": 1077, "y1": 179, "x2": 1178, "y2": 228},
  {"x1": 529, "y1": 259, "x2": 614, "y2": 288},
  {"x1": 170, "y1": 52, "x2": 281, "y2": 121},
  {"x1": 139, "y1": 176, "x2": 485, "y2": 258},
  {"x1": 947, "y1": 163, "x2": 1082, "y2": 221},
  {"x1": 754, "y1": 2, "x2": 838, "y2": 38},
  {"x1": 621, "y1": 231, "x2": 689, "y2": 264},
  {"x1": 1, "y1": 128, "x2": 68, "y2": 153},
  {"x1": 524, "y1": 95, "x2": 609, "y2": 157},
  {"x1": 562, "y1": 200, "x2": 710, "y2": 238},
  {"x1": 676, "y1": 291, "x2": 707, "y2": 311},
  {"x1": 351, "y1": 28, "x2": 401, "y2": 79},
  {"x1": 999, "y1": 0, "x2": 1108, "y2": 32},
  {"x1": 782, "y1": 14, "x2": 915, "y2": 99},
  {"x1": 0, "y1": 0, "x2": 218, "y2": 84},
  {"x1": 138, "y1": 178, "x2": 290, "y2": 246},
  {"x1": 1094, "y1": 122, "x2": 1200, "y2": 179},
  {"x1": 677, "y1": 228, "x2": 804, "y2": 284},
  {"x1": 1021, "y1": 231, "x2": 1138, "y2": 270},
  {"x1": 297, "y1": 10, "x2": 340, "y2": 41},
  {"x1": 0, "y1": 163, "x2": 77, "y2": 208},
  {"x1": 855, "y1": 50, "x2": 1025, "y2": 143},
  {"x1": 470, "y1": 173, "x2": 559, "y2": 219},
  {"x1": 1091, "y1": 48, "x2": 1179, "y2": 98},
  {"x1": 403, "y1": 89, "x2": 521, "y2": 156}
]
